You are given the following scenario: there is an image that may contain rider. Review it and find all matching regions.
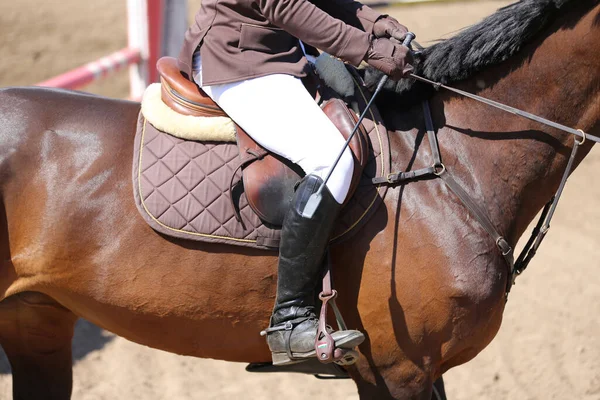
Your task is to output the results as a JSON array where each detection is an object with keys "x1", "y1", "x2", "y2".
[{"x1": 178, "y1": 0, "x2": 413, "y2": 365}]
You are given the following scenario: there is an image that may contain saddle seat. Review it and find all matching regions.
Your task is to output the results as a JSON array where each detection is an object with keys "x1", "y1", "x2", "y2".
[{"x1": 155, "y1": 57, "x2": 369, "y2": 226}]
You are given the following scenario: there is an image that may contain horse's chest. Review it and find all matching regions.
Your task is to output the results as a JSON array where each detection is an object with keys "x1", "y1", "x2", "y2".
[{"x1": 388, "y1": 182, "x2": 507, "y2": 303}]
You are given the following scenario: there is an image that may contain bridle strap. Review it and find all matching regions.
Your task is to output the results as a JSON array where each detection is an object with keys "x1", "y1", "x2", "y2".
[
  {"x1": 437, "y1": 172, "x2": 515, "y2": 265},
  {"x1": 382, "y1": 100, "x2": 584, "y2": 295},
  {"x1": 409, "y1": 74, "x2": 599, "y2": 144},
  {"x1": 411, "y1": 76, "x2": 592, "y2": 295},
  {"x1": 372, "y1": 73, "x2": 594, "y2": 296}
]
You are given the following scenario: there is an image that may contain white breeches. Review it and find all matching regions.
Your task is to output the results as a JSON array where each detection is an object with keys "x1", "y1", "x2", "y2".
[{"x1": 192, "y1": 55, "x2": 354, "y2": 204}]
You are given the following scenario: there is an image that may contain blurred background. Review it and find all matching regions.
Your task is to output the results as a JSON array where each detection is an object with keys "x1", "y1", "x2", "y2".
[{"x1": 0, "y1": 0, "x2": 599, "y2": 398}]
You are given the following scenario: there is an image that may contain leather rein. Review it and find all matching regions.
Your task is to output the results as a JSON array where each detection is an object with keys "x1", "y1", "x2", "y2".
[{"x1": 373, "y1": 74, "x2": 599, "y2": 296}]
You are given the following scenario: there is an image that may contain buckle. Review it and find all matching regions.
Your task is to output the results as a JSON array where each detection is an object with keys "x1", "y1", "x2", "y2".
[
  {"x1": 576, "y1": 129, "x2": 586, "y2": 145},
  {"x1": 496, "y1": 237, "x2": 512, "y2": 256},
  {"x1": 433, "y1": 163, "x2": 446, "y2": 176}
]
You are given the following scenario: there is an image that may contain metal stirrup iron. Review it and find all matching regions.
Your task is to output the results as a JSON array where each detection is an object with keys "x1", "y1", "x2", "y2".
[{"x1": 314, "y1": 253, "x2": 358, "y2": 365}]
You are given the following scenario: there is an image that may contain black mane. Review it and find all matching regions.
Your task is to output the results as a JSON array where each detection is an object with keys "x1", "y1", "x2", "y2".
[{"x1": 365, "y1": 0, "x2": 593, "y2": 105}]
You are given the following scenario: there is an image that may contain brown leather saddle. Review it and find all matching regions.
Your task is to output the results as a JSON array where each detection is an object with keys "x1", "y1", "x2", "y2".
[{"x1": 157, "y1": 57, "x2": 370, "y2": 226}]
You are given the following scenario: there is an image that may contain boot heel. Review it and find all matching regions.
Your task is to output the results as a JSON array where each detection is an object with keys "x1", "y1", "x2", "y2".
[
  {"x1": 271, "y1": 351, "x2": 313, "y2": 366},
  {"x1": 271, "y1": 352, "x2": 293, "y2": 366}
]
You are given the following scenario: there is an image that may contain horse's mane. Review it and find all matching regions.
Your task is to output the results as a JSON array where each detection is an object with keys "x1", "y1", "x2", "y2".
[{"x1": 364, "y1": 0, "x2": 594, "y2": 106}]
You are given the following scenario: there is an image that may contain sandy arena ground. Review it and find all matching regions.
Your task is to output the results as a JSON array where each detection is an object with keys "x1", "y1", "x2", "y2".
[{"x1": 1, "y1": 0, "x2": 599, "y2": 398}]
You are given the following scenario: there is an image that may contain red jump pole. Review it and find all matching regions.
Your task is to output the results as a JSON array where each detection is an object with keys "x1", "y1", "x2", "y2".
[
  {"x1": 36, "y1": 48, "x2": 142, "y2": 90},
  {"x1": 146, "y1": 0, "x2": 165, "y2": 85},
  {"x1": 36, "y1": 0, "x2": 173, "y2": 98}
]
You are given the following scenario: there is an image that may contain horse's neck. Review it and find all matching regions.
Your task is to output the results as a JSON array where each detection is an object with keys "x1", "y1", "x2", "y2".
[{"x1": 432, "y1": 3, "x2": 600, "y2": 244}]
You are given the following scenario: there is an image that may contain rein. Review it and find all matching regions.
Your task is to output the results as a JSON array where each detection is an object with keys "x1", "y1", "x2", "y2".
[
  {"x1": 409, "y1": 74, "x2": 600, "y2": 143},
  {"x1": 374, "y1": 75, "x2": 596, "y2": 296}
]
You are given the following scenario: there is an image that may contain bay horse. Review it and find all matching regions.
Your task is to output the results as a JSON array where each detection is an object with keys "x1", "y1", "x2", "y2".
[{"x1": 0, "y1": 0, "x2": 598, "y2": 398}]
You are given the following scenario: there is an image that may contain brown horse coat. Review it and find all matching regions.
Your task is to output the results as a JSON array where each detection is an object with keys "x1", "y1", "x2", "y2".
[{"x1": 0, "y1": 1, "x2": 598, "y2": 399}]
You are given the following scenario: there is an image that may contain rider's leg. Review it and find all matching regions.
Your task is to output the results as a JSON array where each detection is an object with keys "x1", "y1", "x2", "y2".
[
  {"x1": 202, "y1": 74, "x2": 354, "y2": 203},
  {"x1": 194, "y1": 66, "x2": 364, "y2": 364}
]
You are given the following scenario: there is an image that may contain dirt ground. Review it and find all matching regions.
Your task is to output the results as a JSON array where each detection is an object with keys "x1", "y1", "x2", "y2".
[{"x1": 1, "y1": 0, "x2": 599, "y2": 399}]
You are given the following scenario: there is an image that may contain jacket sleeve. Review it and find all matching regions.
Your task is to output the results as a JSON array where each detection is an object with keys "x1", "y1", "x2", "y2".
[
  {"x1": 256, "y1": 0, "x2": 372, "y2": 66},
  {"x1": 309, "y1": 0, "x2": 382, "y2": 34}
]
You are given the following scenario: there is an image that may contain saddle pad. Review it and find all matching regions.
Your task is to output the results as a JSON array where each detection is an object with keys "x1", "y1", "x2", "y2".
[{"x1": 132, "y1": 86, "x2": 390, "y2": 250}]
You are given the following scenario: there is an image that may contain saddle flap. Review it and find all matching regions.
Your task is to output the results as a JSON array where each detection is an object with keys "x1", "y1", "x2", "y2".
[
  {"x1": 237, "y1": 127, "x2": 304, "y2": 225},
  {"x1": 322, "y1": 98, "x2": 369, "y2": 196}
]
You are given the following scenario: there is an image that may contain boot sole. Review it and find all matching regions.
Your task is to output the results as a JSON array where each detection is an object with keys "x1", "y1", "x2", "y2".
[{"x1": 271, "y1": 332, "x2": 364, "y2": 366}]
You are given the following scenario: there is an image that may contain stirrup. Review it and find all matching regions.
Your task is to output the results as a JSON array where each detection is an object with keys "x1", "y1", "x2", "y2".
[
  {"x1": 315, "y1": 263, "x2": 361, "y2": 366},
  {"x1": 263, "y1": 317, "x2": 362, "y2": 366}
]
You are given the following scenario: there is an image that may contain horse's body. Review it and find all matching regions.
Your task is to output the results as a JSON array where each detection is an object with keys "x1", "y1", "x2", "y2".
[{"x1": 0, "y1": 1, "x2": 598, "y2": 398}]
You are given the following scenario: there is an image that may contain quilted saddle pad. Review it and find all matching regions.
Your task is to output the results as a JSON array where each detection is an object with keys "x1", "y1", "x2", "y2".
[{"x1": 132, "y1": 89, "x2": 391, "y2": 250}]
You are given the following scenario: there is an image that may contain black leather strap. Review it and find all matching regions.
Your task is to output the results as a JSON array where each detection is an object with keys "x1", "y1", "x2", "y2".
[
  {"x1": 423, "y1": 101, "x2": 442, "y2": 167},
  {"x1": 437, "y1": 171, "x2": 514, "y2": 268},
  {"x1": 372, "y1": 101, "x2": 441, "y2": 185},
  {"x1": 376, "y1": 100, "x2": 516, "y2": 294},
  {"x1": 370, "y1": 84, "x2": 587, "y2": 296},
  {"x1": 372, "y1": 167, "x2": 436, "y2": 184},
  {"x1": 420, "y1": 102, "x2": 515, "y2": 290}
]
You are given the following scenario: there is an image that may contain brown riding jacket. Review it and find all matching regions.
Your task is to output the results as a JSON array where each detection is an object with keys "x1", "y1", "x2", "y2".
[{"x1": 178, "y1": 0, "x2": 383, "y2": 85}]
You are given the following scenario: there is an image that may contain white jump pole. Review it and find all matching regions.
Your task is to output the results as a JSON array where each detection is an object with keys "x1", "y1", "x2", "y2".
[
  {"x1": 128, "y1": 0, "x2": 187, "y2": 99},
  {"x1": 39, "y1": 0, "x2": 186, "y2": 98},
  {"x1": 162, "y1": 0, "x2": 188, "y2": 57},
  {"x1": 127, "y1": 0, "x2": 151, "y2": 100}
]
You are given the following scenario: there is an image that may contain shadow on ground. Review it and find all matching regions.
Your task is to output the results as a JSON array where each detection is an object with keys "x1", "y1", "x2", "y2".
[{"x1": 0, "y1": 319, "x2": 115, "y2": 375}]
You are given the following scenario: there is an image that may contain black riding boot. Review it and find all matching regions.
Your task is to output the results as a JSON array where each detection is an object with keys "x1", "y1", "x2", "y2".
[{"x1": 262, "y1": 174, "x2": 364, "y2": 365}]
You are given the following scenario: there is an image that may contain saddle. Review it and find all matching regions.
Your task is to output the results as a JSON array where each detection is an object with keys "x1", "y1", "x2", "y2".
[
  {"x1": 158, "y1": 57, "x2": 368, "y2": 225},
  {"x1": 132, "y1": 57, "x2": 391, "y2": 249}
]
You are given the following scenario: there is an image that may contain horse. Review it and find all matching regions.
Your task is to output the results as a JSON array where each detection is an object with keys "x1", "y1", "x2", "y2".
[{"x1": 0, "y1": 0, "x2": 598, "y2": 398}]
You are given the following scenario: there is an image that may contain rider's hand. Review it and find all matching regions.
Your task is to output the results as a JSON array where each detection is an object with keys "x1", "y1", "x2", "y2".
[
  {"x1": 364, "y1": 37, "x2": 414, "y2": 81},
  {"x1": 373, "y1": 15, "x2": 409, "y2": 42}
]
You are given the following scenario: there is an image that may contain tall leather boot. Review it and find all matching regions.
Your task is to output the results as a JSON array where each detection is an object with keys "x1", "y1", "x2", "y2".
[{"x1": 262, "y1": 174, "x2": 364, "y2": 365}]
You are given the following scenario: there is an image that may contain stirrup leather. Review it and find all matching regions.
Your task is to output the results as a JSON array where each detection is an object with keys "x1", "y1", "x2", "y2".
[{"x1": 314, "y1": 271, "x2": 360, "y2": 366}]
